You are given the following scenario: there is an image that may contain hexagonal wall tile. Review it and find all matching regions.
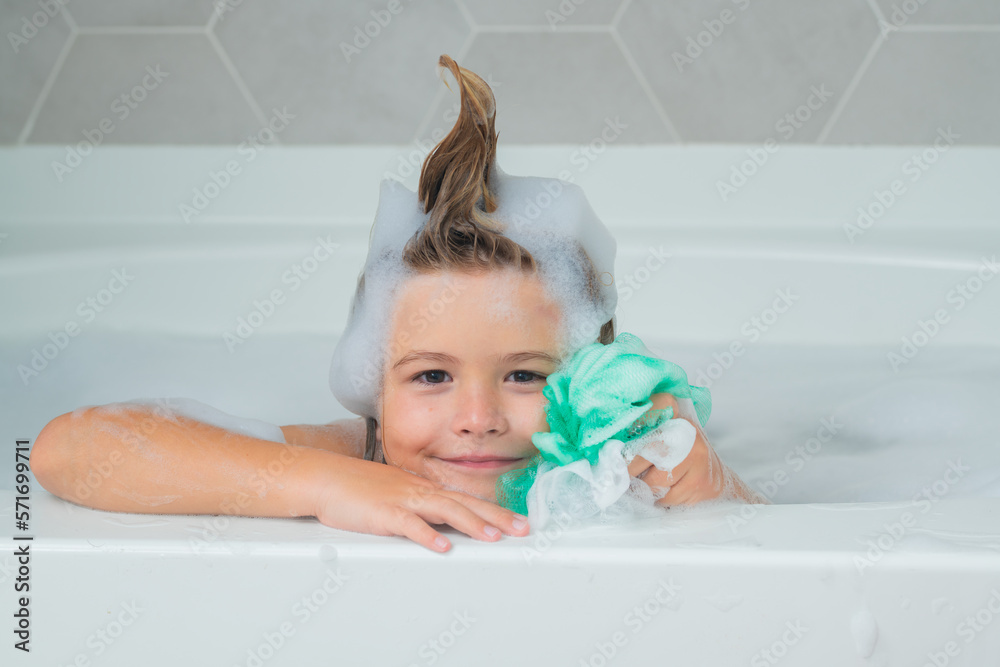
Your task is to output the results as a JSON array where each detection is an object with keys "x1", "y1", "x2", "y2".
[
  {"x1": 67, "y1": 0, "x2": 217, "y2": 27},
  {"x1": 27, "y1": 34, "x2": 263, "y2": 143},
  {"x1": 0, "y1": 0, "x2": 73, "y2": 142},
  {"x1": 873, "y1": 0, "x2": 1000, "y2": 26},
  {"x1": 461, "y1": 0, "x2": 623, "y2": 27},
  {"x1": 617, "y1": 0, "x2": 879, "y2": 143},
  {"x1": 824, "y1": 32, "x2": 1000, "y2": 144},
  {"x1": 422, "y1": 32, "x2": 673, "y2": 144},
  {"x1": 214, "y1": 1, "x2": 471, "y2": 143}
]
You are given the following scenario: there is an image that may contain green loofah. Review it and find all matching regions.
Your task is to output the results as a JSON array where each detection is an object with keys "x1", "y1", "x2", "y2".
[{"x1": 495, "y1": 331, "x2": 711, "y2": 516}]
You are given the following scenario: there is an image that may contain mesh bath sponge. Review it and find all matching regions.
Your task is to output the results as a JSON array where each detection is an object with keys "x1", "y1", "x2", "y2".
[{"x1": 496, "y1": 331, "x2": 712, "y2": 529}]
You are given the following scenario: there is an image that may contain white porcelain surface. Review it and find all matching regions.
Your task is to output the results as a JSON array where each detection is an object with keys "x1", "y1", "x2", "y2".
[{"x1": 1, "y1": 145, "x2": 998, "y2": 663}]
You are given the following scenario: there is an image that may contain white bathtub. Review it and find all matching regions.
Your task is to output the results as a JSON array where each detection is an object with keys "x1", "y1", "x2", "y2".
[{"x1": 2, "y1": 144, "x2": 999, "y2": 665}]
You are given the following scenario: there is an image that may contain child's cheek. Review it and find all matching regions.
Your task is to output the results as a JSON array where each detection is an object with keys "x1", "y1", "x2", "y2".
[{"x1": 532, "y1": 397, "x2": 550, "y2": 434}]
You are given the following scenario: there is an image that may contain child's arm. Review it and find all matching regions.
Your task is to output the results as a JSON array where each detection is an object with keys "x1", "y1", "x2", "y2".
[
  {"x1": 279, "y1": 418, "x2": 367, "y2": 458},
  {"x1": 626, "y1": 392, "x2": 769, "y2": 505},
  {"x1": 29, "y1": 403, "x2": 528, "y2": 551},
  {"x1": 30, "y1": 403, "x2": 319, "y2": 517}
]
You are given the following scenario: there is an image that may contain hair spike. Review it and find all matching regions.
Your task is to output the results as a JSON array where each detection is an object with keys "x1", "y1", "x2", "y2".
[{"x1": 359, "y1": 54, "x2": 616, "y2": 459}]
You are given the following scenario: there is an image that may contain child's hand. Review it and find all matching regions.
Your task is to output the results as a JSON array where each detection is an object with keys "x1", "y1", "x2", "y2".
[
  {"x1": 309, "y1": 453, "x2": 530, "y2": 553},
  {"x1": 626, "y1": 392, "x2": 766, "y2": 506}
]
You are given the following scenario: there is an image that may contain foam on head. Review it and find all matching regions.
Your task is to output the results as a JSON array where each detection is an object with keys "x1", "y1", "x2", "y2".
[{"x1": 328, "y1": 160, "x2": 618, "y2": 419}]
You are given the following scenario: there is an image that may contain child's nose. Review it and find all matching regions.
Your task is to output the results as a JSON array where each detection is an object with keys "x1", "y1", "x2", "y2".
[{"x1": 454, "y1": 384, "x2": 506, "y2": 435}]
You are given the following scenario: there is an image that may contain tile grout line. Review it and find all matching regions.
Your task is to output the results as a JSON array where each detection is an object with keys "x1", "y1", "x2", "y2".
[
  {"x1": 411, "y1": 84, "x2": 452, "y2": 148},
  {"x1": 895, "y1": 24, "x2": 1000, "y2": 32},
  {"x1": 611, "y1": 0, "x2": 634, "y2": 27},
  {"x1": 61, "y1": 5, "x2": 78, "y2": 31},
  {"x1": 74, "y1": 26, "x2": 207, "y2": 34},
  {"x1": 205, "y1": 29, "x2": 272, "y2": 134},
  {"x1": 863, "y1": 0, "x2": 1000, "y2": 32},
  {"x1": 13, "y1": 1, "x2": 993, "y2": 150},
  {"x1": 863, "y1": 0, "x2": 887, "y2": 25},
  {"x1": 609, "y1": 26, "x2": 682, "y2": 144},
  {"x1": 205, "y1": 4, "x2": 222, "y2": 33},
  {"x1": 475, "y1": 24, "x2": 612, "y2": 33},
  {"x1": 17, "y1": 24, "x2": 77, "y2": 145},
  {"x1": 815, "y1": 31, "x2": 886, "y2": 145},
  {"x1": 452, "y1": 0, "x2": 476, "y2": 31}
]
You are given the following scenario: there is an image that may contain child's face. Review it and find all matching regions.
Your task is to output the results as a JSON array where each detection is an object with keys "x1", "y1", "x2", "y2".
[{"x1": 377, "y1": 268, "x2": 563, "y2": 502}]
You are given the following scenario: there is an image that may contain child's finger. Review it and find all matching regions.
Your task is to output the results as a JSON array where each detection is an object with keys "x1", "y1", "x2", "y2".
[
  {"x1": 391, "y1": 509, "x2": 454, "y2": 552},
  {"x1": 448, "y1": 493, "x2": 530, "y2": 536},
  {"x1": 640, "y1": 465, "x2": 687, "y2": 501},
  {"x1": 650, "y1": 462, "x2": 727, "y2": 506},
  {"x1": 407, "y1": 494, "x2": 510, "y2": 545},
  {"x1": 627, "y1": 454, "x2": 654, "y2": 478},
  {"x1": 654, "y1": 482, "x2": 696, "y2": 506}
]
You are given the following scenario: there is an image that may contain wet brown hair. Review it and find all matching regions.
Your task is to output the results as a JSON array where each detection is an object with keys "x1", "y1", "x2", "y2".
[{"x1": 361, "y1": 54, "x2": 614, "y2": 463}]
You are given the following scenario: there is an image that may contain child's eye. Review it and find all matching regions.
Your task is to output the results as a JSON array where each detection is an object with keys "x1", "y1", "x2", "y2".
[
  {"x1": 412, "y1": 370, "x2": 545, "y2": 386},
  {"x1": 413, "y1": 370, "x2": 450, "y2": 386},
  {"x1": 509, "y1": 370, "x2": 546, "y2": 384}
]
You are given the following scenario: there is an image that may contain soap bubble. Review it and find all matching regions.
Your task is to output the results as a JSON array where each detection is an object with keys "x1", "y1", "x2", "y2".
[{"x1": 328, "y1": 161, "x2": 618, "y2": 420}]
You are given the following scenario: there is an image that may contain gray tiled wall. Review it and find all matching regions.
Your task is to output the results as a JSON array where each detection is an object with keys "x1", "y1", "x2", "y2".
[{"x1": 2, "y1": 0, "x2": 998, "y2": 145}]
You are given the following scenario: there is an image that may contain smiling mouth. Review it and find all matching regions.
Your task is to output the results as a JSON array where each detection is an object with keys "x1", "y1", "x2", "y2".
[{"x1": 436, "y1": 457, "x2": 526, "y2": 471}]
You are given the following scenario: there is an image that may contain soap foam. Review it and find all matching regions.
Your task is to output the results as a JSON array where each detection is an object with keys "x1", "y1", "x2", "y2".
[
  {"x1": 120, "y1": 397, "x2": 287, "y2": 444},
  {"x1": 329, "y1": 161, "x2": 618, "y2": 419}
]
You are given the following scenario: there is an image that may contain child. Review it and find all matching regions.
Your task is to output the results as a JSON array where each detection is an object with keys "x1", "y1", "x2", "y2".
[{"x1": 30, "y1": 55, "x2": 764, "y2": 554}]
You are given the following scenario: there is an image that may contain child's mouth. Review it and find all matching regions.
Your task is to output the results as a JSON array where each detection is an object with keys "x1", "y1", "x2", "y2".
[{"x1": 436, "y1": 457, "x2": 526, "y2": 470}]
